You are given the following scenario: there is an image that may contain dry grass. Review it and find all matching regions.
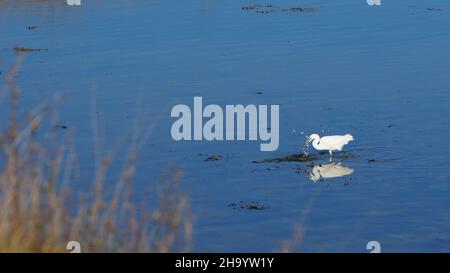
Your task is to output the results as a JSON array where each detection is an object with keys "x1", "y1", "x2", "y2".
[{"x1": 0, "y1": 53, "x2": 191, "y2": 253}]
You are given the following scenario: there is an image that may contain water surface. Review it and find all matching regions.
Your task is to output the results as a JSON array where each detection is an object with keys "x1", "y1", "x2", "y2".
[{"x1": 1, "y1": 0, "x2": 450, "y2": 252}]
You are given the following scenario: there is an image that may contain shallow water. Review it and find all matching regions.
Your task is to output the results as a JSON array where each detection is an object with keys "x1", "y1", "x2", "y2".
[{"x1": 1, "y1": 0, "x2": 450, "y2": 252}]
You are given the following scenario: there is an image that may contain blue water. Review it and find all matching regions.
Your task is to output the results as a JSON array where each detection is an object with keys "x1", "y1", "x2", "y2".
[{"x1": 1, "y1": 0, "x2": 450, "y2": 252}]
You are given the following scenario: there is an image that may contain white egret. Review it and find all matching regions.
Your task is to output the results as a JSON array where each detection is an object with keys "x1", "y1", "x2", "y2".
[
  {"x1": 308, "y1": 162, "x2": 354, "y2": 182},
  {"x1": 66, "y1": 0, "x2": 81, "y2": 6},
  {"x1": 307, "y1": 133, "x2": 354, "y2": 160}
]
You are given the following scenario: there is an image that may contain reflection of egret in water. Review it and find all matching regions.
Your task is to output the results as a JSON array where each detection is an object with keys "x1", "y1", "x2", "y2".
[{"x1": 308, "y1": 162, "x2": 354, "y2": 182}]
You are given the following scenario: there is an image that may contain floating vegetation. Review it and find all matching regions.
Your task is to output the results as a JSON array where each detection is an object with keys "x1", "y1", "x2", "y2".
[
  {"x1": 228, "y1": 201, "x2": 270, "y2": 211},
  {"x1": 252, "y1": 153, "x2": 317, "y2": 163},
  {"x1": 204, "y1": 154, "x2": 222, "y2": 161},
  {"x1": 14, "y1": 47, "x2": 48, "y2": 52},
  {"x1": 281, "y1": 7, "x2": 317, "y2": 12},
  {"x1": 242, "y1": 4, "x2": 274, "y2": 14},
  {"x1": 427, "y1": 7, "x2": 442, "y2": 11},
  {"x1": 366, "y1": 158, "x2": 400, "y2": 163},
  {"x1": 242, "y1": 5, "x2": 317, "y2": 14}
]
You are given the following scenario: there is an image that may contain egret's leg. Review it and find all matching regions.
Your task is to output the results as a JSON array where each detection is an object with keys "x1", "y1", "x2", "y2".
[{"x1": 329, "y1": 150, "x2": 333, "y2": 162}]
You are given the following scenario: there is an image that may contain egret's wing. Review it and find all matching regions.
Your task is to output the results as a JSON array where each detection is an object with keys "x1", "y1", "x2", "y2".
[
  {"x1": 320, "y1": 135, "x2": 353, "y2": 150},
  {"x1": 319, "y1": 136, "x2": 343, "y2": 149}
]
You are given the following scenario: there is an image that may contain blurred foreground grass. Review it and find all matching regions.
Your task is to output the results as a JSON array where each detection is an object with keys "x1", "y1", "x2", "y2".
[{"x1": 0, "y1": 53, "x2": 191, "y2": 252}]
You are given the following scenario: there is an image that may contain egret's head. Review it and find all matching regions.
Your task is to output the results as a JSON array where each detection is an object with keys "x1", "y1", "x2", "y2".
[{"x1": 308, "y1": 134, "x2": 320, "y2": 143}]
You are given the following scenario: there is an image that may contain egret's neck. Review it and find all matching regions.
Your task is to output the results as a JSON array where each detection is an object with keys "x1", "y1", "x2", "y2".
[{"x1": 311, "y1": 138, "x2": 321, "y2": 150}]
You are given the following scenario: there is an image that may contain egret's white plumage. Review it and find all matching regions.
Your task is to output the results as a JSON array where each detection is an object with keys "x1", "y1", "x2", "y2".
[
  {"x1": 308, "y1": 162, "x2": 354, "y2": 182},
  {"x1": 307, "y1": 133, "x2": 354, "y2": 159},
  {"x1": 66, "y1": 0, "x2": 81, "y2": 6}
]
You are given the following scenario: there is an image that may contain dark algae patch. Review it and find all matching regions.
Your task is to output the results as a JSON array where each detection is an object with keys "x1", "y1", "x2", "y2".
[
  {"x1": 242, "y1": 5, "x2": 317, "y2": 14},
  {"x1": 14, "y1": 47, "x2": 48, "y2": 52},
  {"x1": 228, "y1": 201, "x2": 270, "y2": 211},
  {"x1": 204, "y1": 155, "x2": 222, "y2": 161},
  {"x1": 242, "y1": 5, "x2": 274, "y2": 14},
  {"x1": 55, "y1": 125, "x2": 68, "y2": 130},
  {"x1": 252, "y1": 153, "x2": 317, "y2": 163},
  {"x1": 427, "y1": 7, "x2": 442, "y2": 11},
  {"x1": 281, "y1": 7, "x2": 316, "y2": 12}
]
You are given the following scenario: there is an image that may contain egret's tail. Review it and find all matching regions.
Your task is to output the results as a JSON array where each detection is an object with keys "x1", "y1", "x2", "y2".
[{"x1": 345, "y1": 134, "x2": 354, "y2": 142}]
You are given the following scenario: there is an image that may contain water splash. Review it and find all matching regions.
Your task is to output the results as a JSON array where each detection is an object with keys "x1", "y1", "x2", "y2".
[{"x1": 302, "y1": 136, "x2": 310, "y2": 156}]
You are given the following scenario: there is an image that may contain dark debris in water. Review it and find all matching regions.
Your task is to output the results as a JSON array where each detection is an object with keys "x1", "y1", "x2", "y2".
[
  {"x1": 55, "y1": 124, "x2": 68, "y2": 130},
  {"x1": 242, "y1": 5, "x2": 274, "y2": 14},
  {"x1": 427, "y1": 7, "x2": 442, "y2": 11},
  {"x1": 27, "y1": 26, "x2": 38, "y2": 30},
  {"x1": 242, "y1": 4, "x2": 270, "y2": 11},
  {"x1": 367, "y1": 158, "x2": 400, "y2": 163},
  {"x1": 252, "y1": 153, "x2": 317, "y2": 163},
  {"x1": 204, "y1": 154, "x2": 222, "y2": 161},
  {"x1": 228, "y1": 201, "x2": 270, "y2": 211},
  {"x1": 281, "y1": 7, "x2": 316, "y2": 12},
  {"x1": 242, "y1": 5, "x2": 317, "y2": 14},
  {"x1": 14, "y1": 47, "x2": 48, "y2": 52}
]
